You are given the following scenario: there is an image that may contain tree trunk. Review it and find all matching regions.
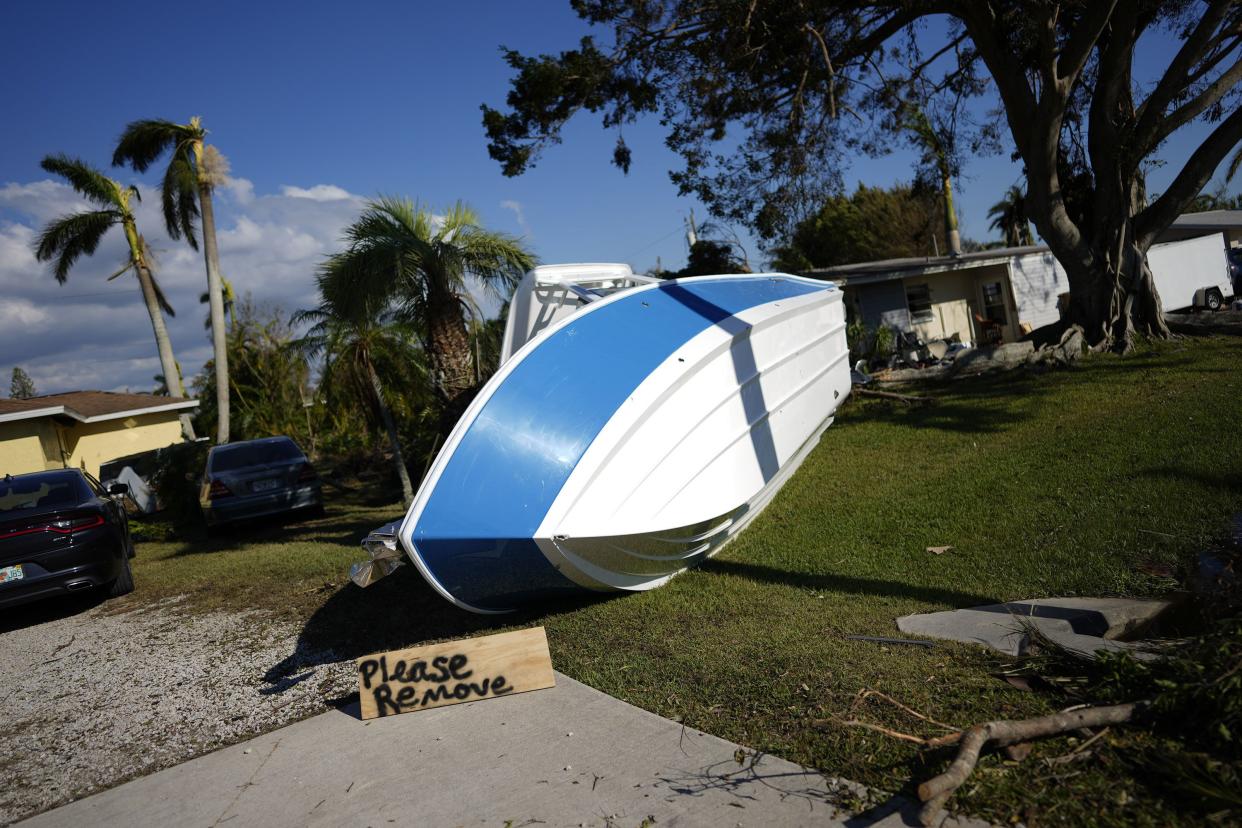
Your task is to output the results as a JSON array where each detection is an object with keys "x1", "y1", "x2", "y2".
[
  {"x1": 941, "y1": 172, "x2": 961, "y2": 256},
  {"x1": 1059, "y1": 220, "x2": 1171, "y2": 352},
  {"x1": 122, "y1": 217, "x2": 195, "y2": 441},
  {"x1": 427, "y1": 288, "x2": 476, "y2": 404},
  {"x1": 198, "y1": 182, "x2": 230, "y2": 444},
  {"x1": 134, "y1": 263, "x2": 196, "y2": 440},
  {"x1": 367, "y1": 360, "x2": 415, "y2": 505}
]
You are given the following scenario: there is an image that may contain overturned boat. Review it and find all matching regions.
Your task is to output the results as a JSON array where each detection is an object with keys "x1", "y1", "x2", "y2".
[{"x1": 352, "y1": 264, "x2": 851, "y2": 612}]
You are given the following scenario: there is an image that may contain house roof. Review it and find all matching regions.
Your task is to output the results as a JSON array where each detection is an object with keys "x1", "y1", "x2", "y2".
[
  {"x1": 803, "y1": 244, "x2": 1052, "y2": 286},
  {"x1": 1170, "y1": 210, "x2": 1242, "y2": 230},
  {"x1": 0, "y1": 391, "x2": 198, "y2": 425}
]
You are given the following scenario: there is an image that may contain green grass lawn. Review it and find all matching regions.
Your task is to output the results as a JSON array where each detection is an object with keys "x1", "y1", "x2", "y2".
[{"x1": 126, "y1": 336, "x2": 1242, "y2": 825}]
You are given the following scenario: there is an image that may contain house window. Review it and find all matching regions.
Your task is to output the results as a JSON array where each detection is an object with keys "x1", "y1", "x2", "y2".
[
  {"x1": 981, "y1": 281, "x2": 1008, "y2": 325},
  {"x1": 905, "y1": 283, "x2": 933, "y2": 323}
]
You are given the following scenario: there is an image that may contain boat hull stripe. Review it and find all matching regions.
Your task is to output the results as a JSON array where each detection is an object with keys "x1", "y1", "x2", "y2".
[{"x1": 411, "y1": 276, "x2": 829, "y2": 610}]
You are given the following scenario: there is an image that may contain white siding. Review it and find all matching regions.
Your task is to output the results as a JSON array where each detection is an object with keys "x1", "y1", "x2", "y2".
[{"x1": 1008, "y1": 250, "x2": 1067, "y2": 330}]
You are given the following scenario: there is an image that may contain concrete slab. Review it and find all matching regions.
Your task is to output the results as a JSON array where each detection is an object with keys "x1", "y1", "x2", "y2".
[
  {"x1": 896, "y1": 597, "x2": 1172, "y2": 658},
  {"x1": 18, "y1": 673, "x2": 990, "y2": 828}
]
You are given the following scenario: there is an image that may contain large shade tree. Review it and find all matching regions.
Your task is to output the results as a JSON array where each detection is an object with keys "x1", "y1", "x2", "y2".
[
  {"x1": 323, "y1": 198, "x2": 535, "y2": 409},
  {"x1": 483, "y1": 1, "x2": 1242, "y2": 351},
  {"x1": 112, "y1": 117, "x2": 232, "y2": 441},
  {"x1": 32, "y1": 155, "x2": 195, "y2": 439}
]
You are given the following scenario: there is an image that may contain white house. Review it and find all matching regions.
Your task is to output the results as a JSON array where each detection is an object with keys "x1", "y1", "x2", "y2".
[{"x1": 803, "y1": 212, "x2": 1239, "y2": 345}]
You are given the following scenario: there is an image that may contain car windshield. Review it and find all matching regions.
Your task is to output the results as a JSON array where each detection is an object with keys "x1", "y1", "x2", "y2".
[
  {"x1": 210, "y1": 440, "x2": 303, "y2": 472},
  {"x1": 0, "y1": 472, "x2": 90, "y2": 515}
]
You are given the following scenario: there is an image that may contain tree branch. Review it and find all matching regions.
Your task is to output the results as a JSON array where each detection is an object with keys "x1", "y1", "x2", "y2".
[
  {"x1": 1133, "y1": 0, "x2": 1235, "y2": 142},
  {"x1": 1136, "y1": 102, "x2": 1242, "y2": 247}
]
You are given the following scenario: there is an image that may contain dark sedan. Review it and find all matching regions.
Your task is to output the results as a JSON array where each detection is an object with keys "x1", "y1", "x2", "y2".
[
  {"x1": 0, "y1": 469, "x2": 134, "y2": 609},
  {"x1": 199, "y1": 436, "x2": 323, "y2": 531}
]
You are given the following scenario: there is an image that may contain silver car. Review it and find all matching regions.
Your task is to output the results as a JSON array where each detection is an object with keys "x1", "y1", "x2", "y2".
[{"x1": 199, "y1": 437, "x2": 323, "y2": 530}]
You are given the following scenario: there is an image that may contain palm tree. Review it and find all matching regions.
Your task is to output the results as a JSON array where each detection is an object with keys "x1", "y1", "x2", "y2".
[
  {"x1": 112, "y1": 117, "x2": 231, "y2": 443},
  {"x1": 33, "y1": 155, "x2": 195, "y2": 440},
  {"x1": 322, "y1": 198, "x2": 535, "y2": 407},
  {"x1": 293, "y1": 269, "x2": 421, "y2": 504},
  {"x1": 988, "y1": 186, "x2": 1034, "y2": 247}
]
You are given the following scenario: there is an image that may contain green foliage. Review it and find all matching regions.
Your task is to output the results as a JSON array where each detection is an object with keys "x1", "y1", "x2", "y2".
[
  {"x1": 771, "y1": 184, "x2": 943, "y2": 270},
  {"x1": 872, "y1": 324, "x2": 894, "y2": 357},
  {"x1": 668, "y1": 240, "x2": 749, "y2": 278},
  {"x1": 1092, "y1": 615, "x2": 1242, "y2": 760},
  {"x1": 988, "y1": 185, "x2": 1034, "y2": 247},
  {"x1": 112, "y1": 117, "x2": 207, "y2": 248},
  {"x1": 9, "y1": 367, "x2": 36, "y2": 399},
  {"x1": 148, "y1": 440, "x2": 209, "y2": 530},
  {"x1": 193, "y1": 298, "x2": 316, "y2": 446},
  {"x1": 845, "y1": 316, "x2": 870, "y2": 361},
  {"x1": 320, "y1": 197, "x2": 534, "y2": 402}
]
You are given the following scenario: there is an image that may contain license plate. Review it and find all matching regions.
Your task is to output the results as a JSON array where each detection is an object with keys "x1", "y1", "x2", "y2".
[
  {"x1": 0, "y1": 565, "x2": 24, "y2": 584},
  {"x1": 252, "y1": 479, "x2": 280, "y2": 492}
]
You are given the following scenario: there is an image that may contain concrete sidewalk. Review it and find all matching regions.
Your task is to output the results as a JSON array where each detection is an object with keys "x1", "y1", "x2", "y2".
[{"x1": 19, "y1": 673, "x2": 983, "y2": 827}]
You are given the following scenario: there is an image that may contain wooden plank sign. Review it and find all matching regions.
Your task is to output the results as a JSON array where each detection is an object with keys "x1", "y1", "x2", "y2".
[{"x1": 356, "y1": 627, "x2": 555, "y2": 720}]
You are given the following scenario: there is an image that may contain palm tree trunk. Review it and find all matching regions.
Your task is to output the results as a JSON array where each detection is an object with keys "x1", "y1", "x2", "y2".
[
  {"x1": 428, "y1": 290, "x2": 475, "y2": 403},
  {"x1": 198, "y1": 182, "x2": 230, "y2": 444},
  {"x1": 941, "y1": 171, "x2": 961, "y2": 256},
  {"x1": 134, "y1": 263, "x2": 196, "y2": 440},
  {"x1": 366, "y1": 360, "x2": 415, "y2": 505}
]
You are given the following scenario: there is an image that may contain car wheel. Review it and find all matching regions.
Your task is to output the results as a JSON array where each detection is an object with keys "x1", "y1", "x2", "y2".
[
  {"x1": 1206, "y1": 289, "x2": 1223, "y2": 311},
  {"x1": 107, "y1": 551, "x2": 135, "y2": 598}
]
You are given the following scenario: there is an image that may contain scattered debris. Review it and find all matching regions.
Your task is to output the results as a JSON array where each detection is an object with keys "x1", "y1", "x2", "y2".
[
  {"x1": 857, "y1": 388, "x2": 934, "y2": 406},
  {"x1": 925, "y1": 545, "x2": 953, "y2": 555},
  {"x1": 845, "y1": 635, "x2": 934, "y2": 648}
]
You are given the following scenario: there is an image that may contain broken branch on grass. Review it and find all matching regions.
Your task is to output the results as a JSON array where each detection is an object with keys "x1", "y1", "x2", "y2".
[
  {"x1": 917, "y1": 702, "x2": 1145, "y2": 826},
  {"x1": 851, "y1": 688, "x2": 959, "y2": 732},
  {"x1": 857, "y1": 388, "x2": 935, "y2": 405}
]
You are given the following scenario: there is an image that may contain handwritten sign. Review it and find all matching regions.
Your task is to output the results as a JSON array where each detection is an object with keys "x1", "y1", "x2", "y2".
[{"x1": 355, "y1": 627, "x2": 555, "y2": 720}]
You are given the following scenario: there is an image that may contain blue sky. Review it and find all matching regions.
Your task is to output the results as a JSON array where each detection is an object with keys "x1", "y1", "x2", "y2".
[{"x1": 0, "y1": 2, "x2": 1232, "y2": 393}]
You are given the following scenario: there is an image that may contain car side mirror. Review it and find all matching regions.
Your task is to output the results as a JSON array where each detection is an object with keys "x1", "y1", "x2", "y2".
[{"x1": 108, "y1": 483, "x2": 130, "y2": 496}]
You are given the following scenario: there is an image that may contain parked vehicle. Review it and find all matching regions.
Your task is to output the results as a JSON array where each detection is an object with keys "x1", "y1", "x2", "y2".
[
  {"x1": 0, "y1": 469, "x2": 134, "y2": 609},
  {"x1": 199, "y1": 436, "x2": 323, "y2": 531},
  {"x1": 1227, "y1": 247, "x2": 1242, "y2": 297},
  {"x1": 1146, "y1": 235, "x2": 1235, "y2": 312}
]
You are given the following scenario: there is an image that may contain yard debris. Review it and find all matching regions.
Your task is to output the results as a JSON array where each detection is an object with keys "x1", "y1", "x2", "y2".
[
  {"x1": 925, "y1": 545, "x2": 953, "y2": 555},
  {"x1": 845, "y1": 635, "x2": 934, "y2": 648},
  {"x1": 916, "y1": 702, "x2": 1144, "y2": 826},
  {"x1": 856, "y1": 388, "x2": 934, "y2": 406}
]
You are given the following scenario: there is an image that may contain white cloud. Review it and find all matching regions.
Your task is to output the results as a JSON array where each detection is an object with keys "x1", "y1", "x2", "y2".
[
  {"x1": 280, "y1": 184, "x2": 354, "y2": 202},
  {"x1": 222, "y1": 176, "x2": 255, "y2": 205},
  {"x1": 0, "y1": 298, "x2": 49, "y2": 329},
  {"x1": 0, "y1": 179, "x2": 368, "y2": 394},
  {"x1": 500, "y1": 199, "x2": 532, "y2": 237},
  {"x1": 0, "y1": 178, "x2": 506, "y2": 396}
]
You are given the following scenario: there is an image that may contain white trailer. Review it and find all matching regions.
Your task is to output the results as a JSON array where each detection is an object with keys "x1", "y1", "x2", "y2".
[{"x1": 1146, "y1": 234, "x2": 1234, "y2": 311}]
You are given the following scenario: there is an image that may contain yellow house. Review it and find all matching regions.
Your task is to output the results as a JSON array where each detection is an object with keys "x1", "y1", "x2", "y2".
[{"x1": 0, "y1": 391, "x2": 198, "y2": 479}]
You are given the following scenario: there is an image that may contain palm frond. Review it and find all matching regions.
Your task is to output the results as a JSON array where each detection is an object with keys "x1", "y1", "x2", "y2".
[
  {"x1": 145, "y1": 267, "x2": 177, "y2": 317},
  {"x1": 40, "y1": 155, "x2": 119, "y2": 208},
  {"x1": 33, "y1": 210, "x2": 119, "y2": 283},
  {"x1": 162, "y1": 155, "x2": 200, "y2": 247},
  {"x1": 112, "y1": 119, "x2": 190, "y2": 172},
  {"x1": 1227, "y1": 144, "x2": 1242, "y2": 184}
]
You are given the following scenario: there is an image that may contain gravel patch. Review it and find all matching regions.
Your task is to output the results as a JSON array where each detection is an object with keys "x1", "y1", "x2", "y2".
[{"x1": 0, "y1": 596, "x2": 355, "y2": 825}]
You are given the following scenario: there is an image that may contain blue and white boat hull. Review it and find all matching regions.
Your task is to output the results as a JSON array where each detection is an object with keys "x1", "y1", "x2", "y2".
[{"x1": 358, "y1": 271, "x2": 850, "y2": 613}]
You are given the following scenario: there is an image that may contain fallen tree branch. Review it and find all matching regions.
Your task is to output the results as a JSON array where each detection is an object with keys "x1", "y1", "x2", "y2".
[
  {"x1": 917, "y1": 702, "x2": 1145, "y2": 826},
  {"x1": 857, "y1": 388, "x2": 935, "y2": 405}
]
